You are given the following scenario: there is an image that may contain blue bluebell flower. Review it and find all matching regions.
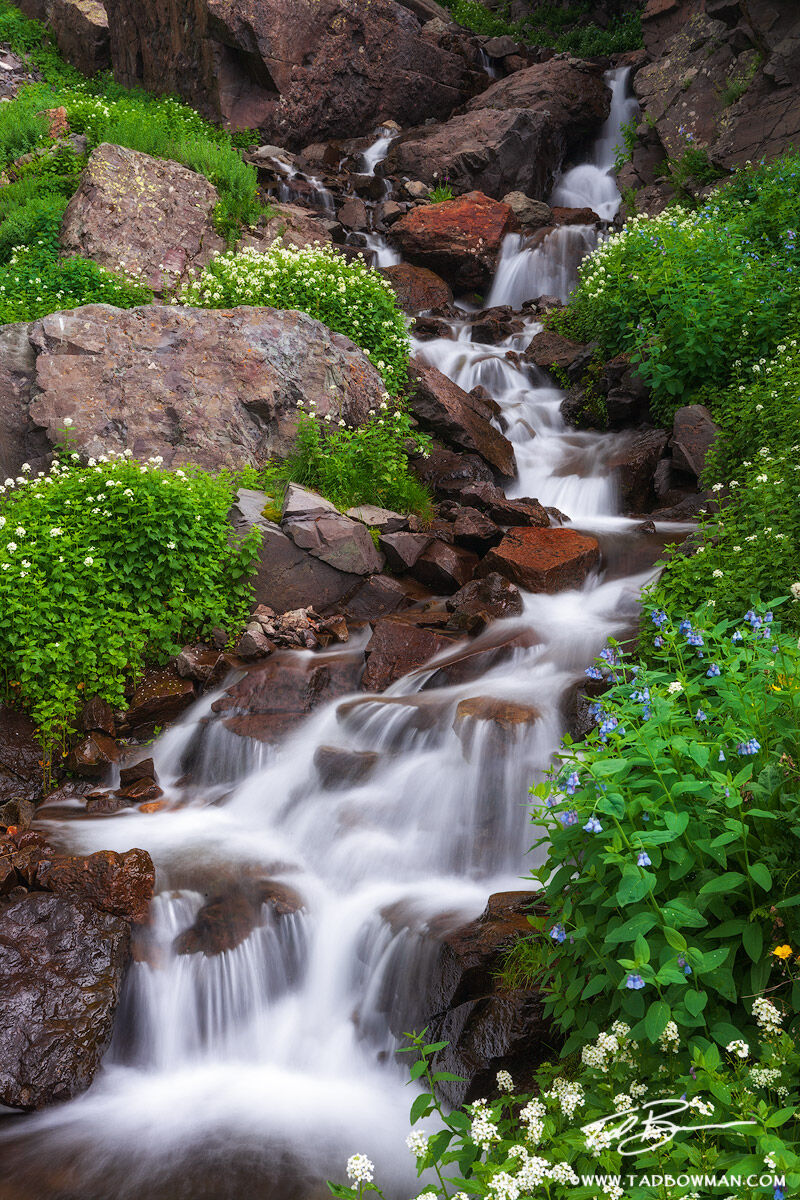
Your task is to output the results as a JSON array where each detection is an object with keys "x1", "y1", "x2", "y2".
[
  {"x1": 654, "y1": 635, "x2": 663, "y2": 648},
  {"x1": 626, "y1": 973, "x2": 646, "y2": 990},
  {"x1": 732, "y1": 631, "x2": 744, "y2": 643},
  {"x1": 565, "y1": 771, "x2": 580, "y2": 796},
  {"x1": 583, "y1": 816, "x2": 603, "y2": 834},
  {"x1": 706, "y1": 662, "x2": 721, "y2": 677},
  {"x1": 558, "y1": 810, "x2": 579, "y2": 827},
  {"x1": 550, "y1": 924, "x2": 566, "y2": 943},
  {"x1": 585, "y1": 666, "x2": 604, "y2": 680},
  {"x1": 737, "y1": 739, "x2": 761, "y2": 756},
  {"x1": 695, "y1": 708, "x2": 707, "y2": 722},
  {"x1": 637, "y1": 851, "x2": 651, "y2": 867}
]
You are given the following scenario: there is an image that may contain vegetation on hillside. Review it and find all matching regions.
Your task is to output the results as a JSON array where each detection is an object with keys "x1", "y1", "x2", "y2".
[{"x1": 440, "y1": 0, "x2": 643, "y2": 56}]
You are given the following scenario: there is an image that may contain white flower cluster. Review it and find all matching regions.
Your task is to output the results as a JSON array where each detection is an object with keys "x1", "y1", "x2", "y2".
[
  {"x1": 544, "y1": 1077, "x2": 585, "y2": 1117},
  {"x1": 345, "y1": 1154, "x2": 374, "y2": 1183},
  {"x1": 749, "y1": 1065, "x2": 782, "y2": 1088},
  {"x1": 496, "y1": 1069, "x2": 514, "y2": 1093},
  {"x1": 726, "y1": 1039, "x2": 750, "y2": 1059},
  {"x1": 469, "y1": 1099, "x2": 501, "y2": 1151},
  {"x1": 519, "y1": 1098, "x2": 545, "y2": 1144},
  {"x1": 753, "y1": 996, "x2": 783, "y2": 1034},
  {"x1": 581, "y1": 1025, "x2": 636, "y2": 1073},
  {"x1": 405, "y1": 1129, "x2": 428, "y2": 1158},
  {"x1": 658, "y1": 1020, "x2": 680, "y2": 1054}
]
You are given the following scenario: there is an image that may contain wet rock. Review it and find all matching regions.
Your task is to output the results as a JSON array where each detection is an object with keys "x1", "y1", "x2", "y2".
[
  {"x1": 334, "y1": 574, "x2": 412, "y2": 622},
  {"x1": 361, "y1": 618, "x2": 458, "y2": 691},
  {"x1": 345, "y1": 505, "x2": 409, "y2": 534},
  {"x1": 453, "y1": 696, "x2": 539, "y2": 754},
  {"x1": 175, "y1": 645, "x2": 224, "y2": 684},
  {"x1": 4, "y1": 305, "x2": 386, "y2": 478},
  {"x1": 390, "y1": 192, "x2": 518, "y2": 291},
  {"x1": 0, "y1": 893, "x2": 130, "y2": 1110},
  {"x1": 409, "y1": 358, "x2": 516, "y2": 476},
  {"x1": 65, "y1": 732, "x2": 120, "y2": 779},
  {"x1": 314, "y1": 745, "x2": 380, "y2": 788},
  {"x1": 422, "y1": 628, "x2": 538, "y2": 688},
  {"x1": 214, "y1": 651, "x2": 364, "y2": 742},
  {"x1": 456, "y1": 481, "x2": 551, "y2": 527},
  {"x1": 501, "y1": 192, "x2": 553, "y2": 228},
  {"x1": 389, "y1": 58, "x2": 610, "y2": 200},
  {"x1": 451, "y1": 506, "x2": 503, "y2": 554},
  {"x1": 230, "y1": 489, "x2": 364, "y2": 614},
  {"x1": 408, "y1": 441, "x2": 495, "y2": 496},
  {"x1": 479, "y1": 527, "x2": 600, "y2": 592},
  {"x1": 607, "y1": 429, "x2": 670, "y2": 513},
  {"x1": 523, "y1": 330, "x2": 588, "y2": 373},
  {"x1": 410, "y1": 540, "x2": 479, "y2": 594},
  {"x1": 378, "y1": 531, "x2": 432, "y2": 572},
  {"x1": 0, "y1": 706, "x2": 43, "y2": 806},
  {"x1": 118, "y1": 758, "x2": 157, "y2": 788},
  {"x1": 174, "y1": 880, "x2": 303, "y2": 956},
  {"x1": 37, "y1": 848, "x2": 155, "y2": 924},
  {"x1": 234, "y1": 623, "x2": 277, "y2": 660},
  {"x1": 78, "y1": 696, "x2": 116, "y2": 736},
  {"x1": 106, "y1": 0, "x2": 483, "y2": 146},
  {"x1": 337, "y1": 197, "x2": 368, "y2": 230},
  {"x1": 550, "y1": 205, "x2": 602, "y2": 226},
  {"x1": 85, "y1": 791, "x2": 132, "y2": 816},
  {"x1": 445, "y1": 572, "x2": 523, "y2": 633},
  {"x1": 670, "y1": 403, "x2": 718, "y2": 479},
  {"x1": 381, "y1": 263, "x2": 453, "y2": 315},
  {"x1": 121, "y1": 668, "x2": 195, "y2": 739},
  {"x1": 61, "y1": 144, "x2": 224, "y2": 295},
  {"x1": 0, "y1": 798, "x2": 35, "y2": 833}
]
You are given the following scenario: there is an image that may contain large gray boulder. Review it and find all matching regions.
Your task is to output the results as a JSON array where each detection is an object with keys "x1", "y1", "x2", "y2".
[{"x1": 2, "y1": 304, "x2": 386, "y2": 476}]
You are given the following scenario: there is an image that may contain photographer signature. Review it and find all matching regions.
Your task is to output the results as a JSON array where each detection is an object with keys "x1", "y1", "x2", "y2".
[{"x1": 582, "y1": 1098, "x2": 757, "y2": 1156}]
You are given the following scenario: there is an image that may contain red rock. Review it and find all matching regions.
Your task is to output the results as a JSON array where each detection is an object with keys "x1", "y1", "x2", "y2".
[
  {"x1": 361, "y1": 618, "x2": 458, "y2": 691},
  {"x1": 390, "y1": 192, "x2": 518, "y2": 291},
  {"x1": 37, "y1": 848, "x2": 155, "y2": 924},
  {"x1": 550, "y1": 205, "x2": 602, "y2": 225},
  {"x1": 453, "y1": 696, "x2": 539, "y2": 753},
  {"x1": 117, "y1": 778, "x2": 163, "y2": 804},
  {"x1": 410, "y1": 541, "x2": 479, "y2": 595},
  {"x1": 479, "y1": 527, "x2": 600, "y2": 592},
  {"x1": 174, "y1": 880, "x2": 303, "y2": 955},
  {"x1": 121, "y1": 668, "x2": 195, "y2": 738},
  {"x1": 78, "y1": 696, "x2": 115, "y2": 736},
  {"x1": 380, "y1": 263, "x2": 453, "y2": 315},
  {"x1": 409, "y1": 358, "x2": 516, "y2": 476},
  {"x1": 523, "y1": 330, "x2": 588, "y2": 372}
]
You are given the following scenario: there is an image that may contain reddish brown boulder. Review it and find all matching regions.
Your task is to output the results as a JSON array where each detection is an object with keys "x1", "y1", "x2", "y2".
[
  {"x1": 607, "y1": 430, "x2": 670, "y2": 513},
  {"x1": 106, "y1": 0, "x2": 483, "y2": 146},
  {"x1": 409, "y1": 357, "x2": 516, "y2": 476},
  {"x1": 550, "y1": 206, "x2": 602, "y2": 226},
  {"x1": 174, "y1": 880, "x2": 303, "y2": 956},
  {"x1": 670, "y1": 404, "x2": 718, "y2": 479},
  {"x1": 0, "y1": 893, "x2": 130, "y2": 1110},
  {"x1": 453, "y1": 696, "x2": 539, "y2": 754},
  {"x1": 174, "y1": 645, "x2": 225, "y2": 684},
  {"x1": 314, "y1": 746, "x2": 380, "y2": 789},
  {"x1": 457, "y1": 481, "x2": 551, "y2": 527},
  {"x1": 390, "y1": 193, "x2": 518, "y2": 291},
  {"x1": 121, "y1": 668, "x2": 195, "y2": 738},
  {"x1": 480, "y1": 527, "x2": 600, "y2": 592},
  {"x1": 78, "y1": 696, "x2": 115, "y2": 736},
  {"x1": 409, "y1": 441, "x2": 495, "y2": 496},
  {"x1": 380, "y1": 263, "x2": 453, "y2": 315},
  {"x1": 378, "y1": 532, "x2": 432, "y2": 572},
  {"x1": 451, "y1": 506, "x2": 503, "y2": 554},
  {"x1": 38, "y1": 848, "x2": 155, "y2": 924},
  {"x1": 523, "y1": 330, "x2": 588, "y2": 372},
  {"x1": 65, "y1": 732, "x2": 120, "y2": 779},
  {"x1": 445, "y1": 572, "x2": 523, "y2": 633},
  {"x1": 361, "y1": 618, "x2": 458, "y2": 691},
  {"x1": 334, "y1": 574, "x2": 412, "y2": 622},
  {"x1": 0, "y1": 706, "x2": 43, "y2": 806},
  {"x1": 410, "y1": 541, "x2": 479, "y2": 595}
]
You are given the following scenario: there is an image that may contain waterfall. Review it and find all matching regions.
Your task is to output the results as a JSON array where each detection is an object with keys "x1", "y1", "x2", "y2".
[{"x1": 2, "y1": 69, "x2": 667, "y2": 1200}]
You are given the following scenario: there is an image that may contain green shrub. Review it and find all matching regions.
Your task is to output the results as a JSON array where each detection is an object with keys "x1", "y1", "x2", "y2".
[
  {"x1": 0, "y1": 243, "x2": 153, "y2": 323},
  {"x1": 179, "y1": 244, "x2": 412, "y2": 396},
  {"x1": 513, "y1": 607, "x2": 800, "y2": 1057},
  {"x1": 330, "y1": 1028, "x2": 800, "y2": 1199},
  {"x1": 266, "y1": 401, "x2": 433, "y2": 518},
  {"x1": 560, "y1": 155, "x2": 800, "y2": 422},
  {"x1": 437, "y1": 0, "x2": 643, "y2": 53},
  {"x1": 0, "y1": 445, "x2": 260, "y2": 760}
]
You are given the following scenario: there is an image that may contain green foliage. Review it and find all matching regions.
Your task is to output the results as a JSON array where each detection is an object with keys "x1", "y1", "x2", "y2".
[
  {"x1": 438, "y1": 0, "x2": 643, "y2": 53},
  {"x1": 329, "y1": 1027, "x2": 800, "y2": 1199},
  {"x1": 0, "y1": 0, "x2": 79, "y2": 84},
  {"x1": 429, "y1": 181, "x2": 454, "y2": 204},
  {"x1": 0, "y1": 243, "x2": 153, "y2": 324},
  {"x1": 179, "y1": 244, "x2": 412, "y2": 396},
  {"x1": 266, "y1": 402, "x2": 433, "y2": 518},
  {"x1": 660, "y1": 143, "x2": 723, "y2": 191},
  {"x1": 612, "y1": 115, "x2": 638, "y2": 172},
  {"x1": 0, "y1": 445, "x2": 260, "y2": 759},
  {"x1": 561, "y1": 154, "x2": 800, "y2": 423},
  {"x1": 519, "y1": 608, "x2": 800, "y2": 1056},
  {"x1": 719, "y1": 53, "x2": 761, "y2": 108}
]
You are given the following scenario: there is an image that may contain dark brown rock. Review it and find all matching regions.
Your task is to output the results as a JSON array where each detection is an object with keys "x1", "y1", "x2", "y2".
[
  {"x1": 86, "y1": 791, "x2": 132, "y2": 816},
  {"x1": 457, "y1": 481, "x2": 551, "y2": 527},
  {"x1": 410, "y1": 358, "x2": 516, "y2": 477},
  {"x1": 390, "y1": 192, "x2": 518, "y2": 291},
  {"x1": 174, "y1": 880, "x2": 303, "y2": 955},
  {"x1": 453, "y1": 696, "x2": 539, "y2": 756},
  {"x1": 408, "y1": 441, "x2": 495, "y2": 496},
  {"x1": 361, "y1": 618, "x2": 457, "y2": 691},
  {"x1": 0, "y1": 706, "x2": 43, "y2": 806},
  {"x1": 381, "y1": 263, "x2": 453, "y2": 315},
  {"x1": 451, "y1": 506, "x2": 503, "y2": 554},
  {"x1": 0, "y1": 798, "x2": 35, "y2": 833},
  {"x1": 106, "y1": 0, "x2": 484, "y2": 147},
  {"x1": 445, "y1": 572, "x2": 523, "y2": 633},
  {"x1": 422, "y1": 628, "x2": 538, "y2": 688},
  {"x1": 65, "y1": 732, "x2": 120, "y2": 779},
  {"x1": 607, "y1": 430, "x2": 670, "y2": 512},
  {"x1": 378, "y1": 531, "x2": 432, "y2": 572},
  {"x1": 314, "y1": 745, "x2": 380, "y2": 788},
  {"x1": 234, "y1": 624, "x2": 277, "y2": 660},
  {"x1": 0, "y1": 893, "x2": 130, "y2": 1110},
  {"x1": 175, "y1": 645, "x2": 224, "y2": 684},
  {"x1": 410, "y1": 540, "x2": 479, "y2": 594},
  {"x1": 37, "y1": 848, "x2": 155, "y2": 924},
  {"x1": 670, "y1": 403, "x2": 718, "y2": 478},
  {"x1": 118, "y1": 757, "x2": 157, "y2": 788},
  {"x1": 78, "y1": 696, "x2": 116, "y2": 736},
  {"x1": 333, "y1": 574, "x2": 412, "y2": 622},
  {"x1": 19, "y1": 0, "x2": 110, "y2": 76},
  {"x1": 213, "y1": 651, "x2": 364, "y2": 742},
  {"x1": 121, "y1": 668, "x2": 195, "y2": 738},
  {"x1": 479, "y1": 527, "x2": 600, "y2": 592},
  {"x1": 523, "y1": 330, "x2": 588, "y2": 372}
]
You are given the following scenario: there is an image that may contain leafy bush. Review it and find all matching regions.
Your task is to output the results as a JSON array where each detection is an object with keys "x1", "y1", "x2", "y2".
[
  {"x1": 0, "y1": 243, "x2": 153, "y2": 324},
  {"x1": 330, "y1": 1027, "x2": 799, "y2": 1199},
  {"x1": 560, "y1": 155, "x2": 800, "y2": 422},
  {"x1": 508, "y1": 607, "x2": 800, "y2": 1058},
  {"x1": 437, "y1": 0, "x2": 642, "y2": 53},
  {"x1": 267, "y1": 398, "x2": 432, "y2": 517},
  {"x1": 179, "y1": 244, "x2": 412, "y2": 396},
  {"x1": 0, "y1": 444, "x2": 259, "y2": 758}
]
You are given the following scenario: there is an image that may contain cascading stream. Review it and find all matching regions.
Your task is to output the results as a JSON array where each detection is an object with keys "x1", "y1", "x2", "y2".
[{"x1": 1, "y1": 69, "x2": 677, "y2": 1200}]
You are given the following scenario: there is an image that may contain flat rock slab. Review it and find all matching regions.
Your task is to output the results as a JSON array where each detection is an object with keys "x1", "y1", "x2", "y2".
[
  {"x1": 361, "y1": 618, "x2": 459, "y2": 692},
  {"x1": 11, "y1": 304, "x2": 384, "y2": 476},
  {"x1": 61, "y1": 143, "x2": 226, "y2": 295},
  {"x1": 380, "y1": 263, "x2": 453, "y2": 315},
  {"x1": 410, "y1": 357, "x2": 516, "y2": 477},
  {"x1": 480, "y1": 527, "x2": 600, "y2": 592},
  {"x1": 0, "y1": 893, "x2": 130, "y2": 1110},
  {"x1": 283, "y1": 511, "x2": 385, "y2": 575}
]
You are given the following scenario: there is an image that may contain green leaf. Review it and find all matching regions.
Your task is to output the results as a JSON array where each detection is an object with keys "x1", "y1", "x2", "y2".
[
  {"x1": 742, "y1": 923, "x2": 763, "y2": 962},
  {"x1": 664, "y1": 926, "x2": 687, "y2": 951},
  {"x1": 685, "y1": 989, "x2": 707, "y2": 1016},
  {"x1": 697, "y1": 872, "x2": 747, "y2": 897},
  {"x1": 409, "y1": 1093, "x2": 433, "y2": 1123},
  {"x1": 408, "y1": 1059, "x2": 428, "y2": 1081},
  {"x1": 748, "y1": 862, "x2": 772, "y2": 890},
  {"x1": 644, "y1": 1000, "x2": 671, "y2": 1043}
]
